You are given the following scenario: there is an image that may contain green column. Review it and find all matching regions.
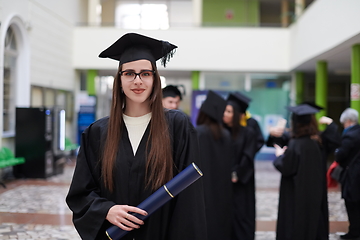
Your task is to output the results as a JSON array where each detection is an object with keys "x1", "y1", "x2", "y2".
[
  {"x1": 351, "y1": 44, "x2": 360, "y2": 122},
  {"x1": 191, "y1": 71, "x2": 200, "y2": 90},
  {"x1": 295, "y1": 71, "x2": 304, "y2": 105},
  {"x1": 315, "y1": 61, "x2": 327, "y2": 131},
  {"x1": 87, "y1": 69, "x2": 97, "y2": 96}
]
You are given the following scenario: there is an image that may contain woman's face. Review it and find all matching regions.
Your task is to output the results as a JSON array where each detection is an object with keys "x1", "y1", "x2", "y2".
[
  {"x1": 223, "y1": 105, "x2": 234, "y2": 126},
  {"x1": 120, "y1": 59, "x2": 154, "y2": 107}
]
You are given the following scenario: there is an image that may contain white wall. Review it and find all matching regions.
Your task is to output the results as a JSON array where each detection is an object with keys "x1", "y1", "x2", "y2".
[
  {"x1": 72, "y1": 27, "x2": 291, "y2": 72},
  {"x1": 289, "y1": 0, "x2": 360, "y2": 70},
  {"x1": 27, "y1": 0, "x2": 79, "y2": 90},
  {"x1": 0, "y1": 0, "x2": 82, "y2": 91},
  {"x1": 73, "y1": 0, "x2": 360, "y2": 74}
]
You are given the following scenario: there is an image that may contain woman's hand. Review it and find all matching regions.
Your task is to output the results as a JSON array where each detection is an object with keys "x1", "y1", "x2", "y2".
[
  {"x1": 274, "y1": 144, "x2": 287, "y2": 157},
  {"x1": 269, "y1": 126, "x2": 285, "y2": 138},
  {"x1": 319, "y1": 116, "x2": 333, "y2": 125},
  {"x1": 106, "y1": 205, "x2": 148, "y2": 231},
  {"x1": 231, "y1": 171, "x2": 238, "y2": 183}
]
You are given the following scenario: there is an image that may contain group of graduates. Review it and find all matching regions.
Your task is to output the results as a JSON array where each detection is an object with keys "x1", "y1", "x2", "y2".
[
  {"x1": 268, "y1": 105, "x2": 360, "y2": 240},
  {"x1": 197, "y1": 90, "x2": 360, "y2": 240},
  {"x1": 195, "y1": 90, "x2": 263, "y2": 240},
  {"x1": 66, "y1": 32, "x2": 359, "y2": 240}
]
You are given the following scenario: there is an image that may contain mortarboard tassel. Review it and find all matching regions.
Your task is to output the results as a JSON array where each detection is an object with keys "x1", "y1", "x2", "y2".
[{"x1": 161, "y1": 41, "x2": 176, "y2": 67}]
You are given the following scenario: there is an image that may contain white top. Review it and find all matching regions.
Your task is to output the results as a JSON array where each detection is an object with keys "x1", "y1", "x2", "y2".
[{"x1": 123, "y1": 112, "x2": 152, "y2": 155}]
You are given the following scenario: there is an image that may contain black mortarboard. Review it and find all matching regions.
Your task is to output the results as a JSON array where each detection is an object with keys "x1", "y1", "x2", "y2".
[
  {"x1": 162, "y1": 85, "x2": 182, "y2": 100},
  {"x1": 287, "y1": 104, "x2": 320, "y2": 124},
  {"x1": 226, "y1": 92, "x2": 251, "y2": 113},
  {"x1": 287, "y1": 104, "x2": 319, "y2": 115},
  {"x1": 200, "y1": 90, "x2": 226, "y2": 123},
  {"x1": 301, "y1": 101, "x2": 324, "y2": 110},
  {"x1": 98, "y1": 33, "x2": 177, "y2": 67}
]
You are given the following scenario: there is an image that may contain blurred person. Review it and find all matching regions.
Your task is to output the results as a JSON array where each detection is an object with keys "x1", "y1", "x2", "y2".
[
  {"x1": 66, "y1": 33, "x2": 207, "y2": 240},
  {"x1": 235, "y1": 92, "x2": 265, "y2": 153},
  {"x1": 267, "y1": 103, "x2": 341, "y2": 238},
  {"x1": 196, "y1": 90, "x2": 233, "y2": 240},
  {"x1": 223, "y1": 92, "x2": 257, "y2": 240},
  {"x1": 335, "y1": 108, "x2": 360, "y2": 240},
  {"x1": 162, "y1": 85, "x2": 182, "y2": 110},
  {"x1": 273, "y1": 104, "x2": 328, "y2": 240},
  {"x1": 267, "y1": 102, "x2": 341, "y2": 156}
]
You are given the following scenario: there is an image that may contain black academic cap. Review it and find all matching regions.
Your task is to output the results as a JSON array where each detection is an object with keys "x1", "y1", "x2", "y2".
[
  {"x1": 162, "y1": 85, "x2": 182, "y2": 100},
  {"x1": 288, "y1": 104, "x2": 319, "y2": 125},
  {"x1": 200, "y1": 90, "x2": 226, "y2": 123},
  {"x1": 98, "y1": 33, "x2": 177, "y2": 67},
  {"x1": 226, "y1": 92, "x2": 251, "y2": 113},
  {"x1": 287, "y1": 104, "x2": 320, "y2": 115},
  {"x1": 301, "y1": 101, "x2": 324, "y2": 110}
]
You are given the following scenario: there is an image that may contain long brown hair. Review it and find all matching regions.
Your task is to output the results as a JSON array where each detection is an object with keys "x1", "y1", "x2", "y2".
[
  {"x1": 225, "y1": 103, "x2": 242, "y2": 140},
  {"x1": 196, "y1": 111, "x2": 223, "y2": 140},
  {"x1": 102, "y1": 62, "x2": 173, "y2": 192},
  {"x1": 291, "y1": 114, "x2": 321, "y2": 143}
]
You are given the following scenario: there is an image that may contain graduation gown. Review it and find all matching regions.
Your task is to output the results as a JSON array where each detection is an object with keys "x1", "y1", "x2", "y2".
[
  {"x1": 267, "y1": 122, "x2": 340, "y2": 239},
  {"x1": 247, "y1": 118, "x2": 265, "y2": 153},
  {"x1": 273, "y1": 137, "x2": 325, "y2": 240},
  {"x1": 229, "y1": 126, "x2": 257, "y2": 240},
  {"x1": 66, "y1": 110, "x2": 207, "y2": 240},
  {"x1": 196, "y1": 125, "x2": 233, "y2": 240}
]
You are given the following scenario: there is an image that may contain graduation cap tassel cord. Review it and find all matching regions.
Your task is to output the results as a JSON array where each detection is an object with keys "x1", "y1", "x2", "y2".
[{"x1": 160, "y1": 41, "x2": 176, "y2": 67}]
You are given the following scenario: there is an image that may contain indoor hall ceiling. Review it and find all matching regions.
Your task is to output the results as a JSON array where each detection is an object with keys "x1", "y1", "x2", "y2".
[{"x1": 293, "y1": 32, "x2": 360, "y2": 75}]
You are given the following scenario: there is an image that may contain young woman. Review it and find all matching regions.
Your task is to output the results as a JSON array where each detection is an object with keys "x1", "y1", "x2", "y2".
[
  {"x1": 273, "y1": 104, "x2": 327, "y2": 240},
  {"x1": 196, "y1": 90, "x2": 233, "y2": 240},
  {"x1": 223, "y1": 92, "x2": 257, "y2": 240},
  {"x1": 66, "y1": 33, "x2": 207, "y2": 240}
]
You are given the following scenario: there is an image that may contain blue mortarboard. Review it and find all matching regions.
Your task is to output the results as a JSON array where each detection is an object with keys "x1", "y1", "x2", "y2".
[
  {"x1": 301, "y1": 101, "x2": 324, "y2": 110},
  {"x1": 287, "y1": 104, "x2": 320, "y2": 124},
  {"x1": 287, "y1": 104, "x2": 319, "y2": 115}
]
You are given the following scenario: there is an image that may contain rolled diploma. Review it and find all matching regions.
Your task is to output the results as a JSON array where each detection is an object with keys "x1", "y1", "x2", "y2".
[{"x1": 106, "y1": 162, "x2": 203, "y2": 240}]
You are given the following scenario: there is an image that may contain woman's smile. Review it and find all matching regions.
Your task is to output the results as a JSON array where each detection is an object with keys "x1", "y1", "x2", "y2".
[{"x1": 132, "y1": 88, "x2": 145, "y2": 94}]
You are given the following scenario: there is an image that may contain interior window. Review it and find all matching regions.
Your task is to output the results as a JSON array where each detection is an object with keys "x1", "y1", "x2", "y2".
[
  {"x1": 115, "y1": 3, "x2": 169, "y2": 30},
  {"x1": 3, "y1": 26, "x2": 18, "y2": 134}
]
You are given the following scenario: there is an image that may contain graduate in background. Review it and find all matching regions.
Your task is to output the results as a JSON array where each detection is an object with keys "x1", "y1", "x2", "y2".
[
  {"x1": 233, "y1": 92, "x2": 264, "y2": 153},
  {"x1": 66, "y1": 33, "x2": 207, "y2": 240},
  {"x1": 162, "y1": 85, "x2": 183, "y2": 110},
  {"x1": 335, "y1": 108, "x2": 360, "y2": 240},
  {"x1": 223, "y1": 92, "x2": 257, "y2": 240},
  {"x1": 196, "y1": 90, "x2": 233, "y2": 240},
  {"x1": 267, "y1": 103, "x2": 341, "y2": 239},
  {"x1": 267, "y1": 102, "x2": 340, "y2": 157},
  {"x1": 273, "y1": 104, "x2": 328, "y2": 240}
]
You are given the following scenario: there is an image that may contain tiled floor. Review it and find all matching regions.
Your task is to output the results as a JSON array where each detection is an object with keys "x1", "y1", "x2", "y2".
[{"x1": 0, "y1": 160, "x2": 349, "y2": 239}]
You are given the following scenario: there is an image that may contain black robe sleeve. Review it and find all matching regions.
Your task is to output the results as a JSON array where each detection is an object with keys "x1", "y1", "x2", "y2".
[
  {"x1": 233, "y1": 127, "x2": 257, "y2": 184},
  {"x1": 66, "y1": 118, "x2": 115, "y2": 240},
  {"x1": 273, "y1": 139, "x2": 299, "y2": 177},
  {"x1": 320, "y1": 122, "x2": 341, "y2": 160},
  {"x1": 247, "y1": 118, "x2": 265, "y2": 152},
  {"x1": 266, "y1": 131, "x2": 291, "y2": 148}
]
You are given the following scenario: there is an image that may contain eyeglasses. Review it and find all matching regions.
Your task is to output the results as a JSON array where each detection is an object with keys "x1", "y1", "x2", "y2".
[{"x1": 119, "y1": 70, "x2": 155, "y2": 82}]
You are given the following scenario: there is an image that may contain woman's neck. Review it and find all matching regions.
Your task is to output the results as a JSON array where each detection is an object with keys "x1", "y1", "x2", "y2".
[{"x1": 124, "y1": 100, "x2": 151, "y2": 117}]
